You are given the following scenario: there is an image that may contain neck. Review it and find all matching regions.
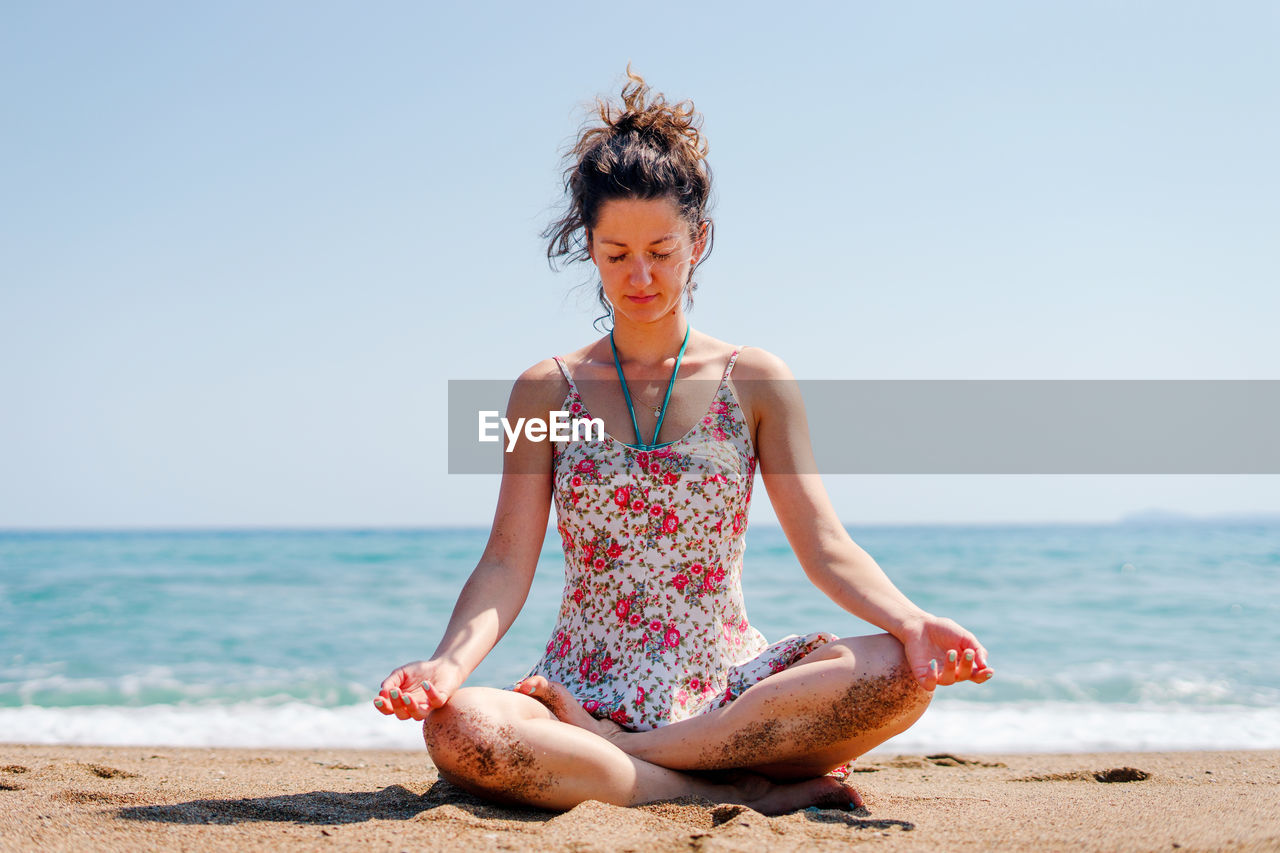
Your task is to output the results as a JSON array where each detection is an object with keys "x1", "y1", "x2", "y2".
[{"x1": 609, "y1": 311, "x2": 690, "y2": 369}]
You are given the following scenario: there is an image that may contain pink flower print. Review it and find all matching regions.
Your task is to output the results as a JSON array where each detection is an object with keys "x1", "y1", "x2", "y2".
[
  {"x1": 634, "y1": 452, "x2": 649, "y2": 470},
  {"x1": 615, "y1": 599, "x2": 630, "y2": 620},
  {"x1": 628, "y1": 613, "x2": 641, "y2": 626},
  {"x1": 609, "y1": 707, "x2": 632, "y2": 726},
  {"x1": 648, "y1": 619, "x2": 662, "y2": 632},
  {"x1": 583, "y1": 699, "x2": 599, "y2": 713},
  {"x1": 593, "y1": 557, "x2": 606, "y2": 570},
  {"x1": 557, "y1": 638, "x2": 570, "y2": 658},
  {"x1": 671, "y1": 573, "x2": 689, "y2": 591},
  {"x1": 606, "y1": 542, "x2": 623, "y2": 558},
  {"x1": 631, "y1": 498, "x2": 646, "y2": 513},
  {"x1": 702, "y1": 415, "x2": 713, "y2": 426},
  {"x1": 589, "y1": 671, "x2": 600, "y2": 683},
  {"x1": 732, "y1": 513, "x2": 745, "y2": 533},
  {"x1": 571, "y1": 475, "x2": 583, "y2": 487},
  {"x1": 636, "y1": 686, "x2": 646, "y2": 703},
  {"x1": 689, "y1": 677, "x2": 700, "y2": 690},
  {"x1": 575, "y1": 459, "x2": 595, "y2": 473},
  {"x1": 648, "y1": 463, "x2": 661, "y2": 475},
  {"x1": 613, "y1": 487, "x2": 630, "y2": 507},
  {"x1": 663, "y1": 472, "x2": 680, "y2": 485},
  {"x1": 572, "y1": 588, "x2": 584, "y2": 603},
  {"x1": 582, "y1": 544, "x2": 596, "y2": 560},
  {"x1": 653, "y1": 447, "x2": 673, "y2": 458},
  {"x1": 579, "y1": 657, "x2": 593, "y2": 678},
  {"x1": 662, "y1": 514, "x2": 678, "y2": 534},
  {"x1": 649, "y1": 504, "x2": 663, "y2": 518},
  {"x1": 690, "y1": 563, "x2": 703, "y2": 575},
  {"x1": 675, "y1": 688, "x2": 689, "y2": 704},
  {"x1": 570, "y1": 400, "x2": 583, "y2": 414},
  {"x1": 601, "y1": 654, "x2": 613, "y2": 672},
  {"x1": 663, "y1": 627, "x2": 681, "y2": 648},
  {"x1": 738, "y1": 616, "x2": 748, "y2": 632},
  {"x1": 545, "y1": 638, "x2": 554, "y2": 654},
  {"x1": 710, "y1": 401, "x2": 729, "y2": 415}
]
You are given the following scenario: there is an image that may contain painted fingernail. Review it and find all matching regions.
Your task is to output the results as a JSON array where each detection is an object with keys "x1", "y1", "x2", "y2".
[
  {"x1": 929, "y1": 659, "x2": 938, "y2": 670},
  {"x1": 421, "y1": 681, "x2": 432, "y2": 692},
  {"x1": 964, "y1": 650, "x2": 975, "y2": 661},
  {"x1": 374, "y1": 698, "x2": 384, "y2": 708},
  {"x1": 390, "y1": 688, "x2": 399, "y2": 699},
  {"x1": 947, "y1": 650, "x2": 957, "y2": 663}
]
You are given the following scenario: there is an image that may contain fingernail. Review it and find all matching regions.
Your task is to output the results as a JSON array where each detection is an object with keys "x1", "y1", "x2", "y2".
[
  {"x1": 947, "y1": 650, "x2": 957, "y2": 663},
  {"x1": 421, "y1": 681, "x2": 432, "y2": 692},
  {"x1": 929, "y1": 659, "x2": 938, "y2": 670},
  {"x1": 390, "y1": 689, "x2": 399, "y2": 699},
  {"x1": 374, "y1": 698, "x2": 384, "y2": 708},
  {"x1": 964, "y1": 650, "x2": 975, "y2": 661}
]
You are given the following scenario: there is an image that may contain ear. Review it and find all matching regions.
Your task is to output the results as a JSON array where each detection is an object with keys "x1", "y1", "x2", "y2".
[
  {"x1": 585, "y1": 228, "x2": 596, "y2": 264},
  {"x1": 690, "y1": 219, "x2": 710, "y2": 265}
]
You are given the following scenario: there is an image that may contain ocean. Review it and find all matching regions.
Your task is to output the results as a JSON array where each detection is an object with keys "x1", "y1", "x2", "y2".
[{"x1": 2, "y1": 522, "x2": 1277, "y2": 754}]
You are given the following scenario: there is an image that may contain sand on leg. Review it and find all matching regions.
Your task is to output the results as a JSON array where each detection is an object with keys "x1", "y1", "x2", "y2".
[
  {"x1": 422, "y1": 685, "x2": 862, "y2": 813},
  {"x1": 519, "y1": 633, "x2": 931, "y2": 782}
]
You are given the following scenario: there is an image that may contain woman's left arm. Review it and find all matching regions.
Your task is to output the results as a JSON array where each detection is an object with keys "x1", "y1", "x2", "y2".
[{"x1": 736, "y1": 350, "x2": 995, "y2": 691}]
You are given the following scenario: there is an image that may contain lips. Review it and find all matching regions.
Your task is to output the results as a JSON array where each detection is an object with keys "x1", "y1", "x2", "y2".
[{"x1": 628, "y1": 294, "x2": 657, "y2": 303}]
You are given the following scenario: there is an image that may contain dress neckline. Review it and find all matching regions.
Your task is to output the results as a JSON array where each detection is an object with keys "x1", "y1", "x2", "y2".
[{"x1": 556, "y1": 352, "x2": 742, "y2": 453}]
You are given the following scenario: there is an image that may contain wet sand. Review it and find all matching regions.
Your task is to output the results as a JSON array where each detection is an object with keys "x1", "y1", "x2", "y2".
[{"x1": 1, "y1": 745, "x2": 1277, "y2": 851}]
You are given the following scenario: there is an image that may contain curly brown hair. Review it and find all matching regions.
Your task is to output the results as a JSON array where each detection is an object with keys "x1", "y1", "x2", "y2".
[{"x1": 544, "y1": 66, "x2": 715, "y2": 326}]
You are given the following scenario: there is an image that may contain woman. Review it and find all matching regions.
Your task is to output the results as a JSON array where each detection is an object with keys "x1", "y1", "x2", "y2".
[{"x1": 375, "y1": 70, "x2": 993, "y2": 815}]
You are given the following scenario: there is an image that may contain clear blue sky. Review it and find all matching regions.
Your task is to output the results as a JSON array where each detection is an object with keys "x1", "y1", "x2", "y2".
[{"x1": 2, "y1": 2, "x2": 1277, "y2": 528}]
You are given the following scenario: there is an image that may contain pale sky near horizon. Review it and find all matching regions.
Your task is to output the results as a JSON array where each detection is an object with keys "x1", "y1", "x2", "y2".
[{"x1": 2, "y1": 2, "x2": 1277, "y2": 529}]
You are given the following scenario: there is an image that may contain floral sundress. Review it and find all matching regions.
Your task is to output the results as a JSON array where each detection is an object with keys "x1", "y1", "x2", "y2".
[{"x1": 510, "y1": 348, "x2": 839, "y2": 733}]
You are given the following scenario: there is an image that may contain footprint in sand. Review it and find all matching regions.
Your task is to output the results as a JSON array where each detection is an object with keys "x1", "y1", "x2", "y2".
[
  {"x1": 1012, "y1": 767, "x2": 1150, "y2": 783},
  {"x1": 80, "y1": 763, "x2": 140, "y2": 779}
]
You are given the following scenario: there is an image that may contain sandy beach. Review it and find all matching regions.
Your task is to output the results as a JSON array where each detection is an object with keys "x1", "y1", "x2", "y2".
[{"x1": 0, "y1": 745, "x2": 1275, "y2": 852}]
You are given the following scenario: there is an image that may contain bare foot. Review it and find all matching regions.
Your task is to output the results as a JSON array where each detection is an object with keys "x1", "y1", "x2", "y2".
[
  {"x1": 732, "y1": 772, "x2": 864, "y2": 816},
  {"x1": 515, "y1": 675, "x2": 626, "y2": 742}
]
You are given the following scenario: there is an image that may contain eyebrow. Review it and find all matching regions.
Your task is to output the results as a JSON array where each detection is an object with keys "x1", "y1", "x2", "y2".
[{"x1": 599, "y1": 234, "x2": 680, "y2": 247}]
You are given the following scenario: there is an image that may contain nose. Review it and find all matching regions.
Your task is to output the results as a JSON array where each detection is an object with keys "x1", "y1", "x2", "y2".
[{"x1": 629, "y1": 256, "x2": 653, "y2": 285}]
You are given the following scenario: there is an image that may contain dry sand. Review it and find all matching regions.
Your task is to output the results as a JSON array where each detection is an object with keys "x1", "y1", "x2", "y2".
[{"x1": 0, "y1": 745, "x2": 1276, "y2": 852}]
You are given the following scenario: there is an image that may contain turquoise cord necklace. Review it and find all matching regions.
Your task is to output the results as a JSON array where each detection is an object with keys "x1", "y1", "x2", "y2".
[{"x1": 609, "y1": 324, "x2": 691, "y2": 452}]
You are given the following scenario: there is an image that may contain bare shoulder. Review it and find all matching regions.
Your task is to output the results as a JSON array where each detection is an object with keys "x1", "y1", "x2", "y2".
[
  {"x1": 510, "y1": 357, "x2": 570, "y2": 413},
  {"x1": 730, "y1": 346, "x2": 797, "y2": 382}
]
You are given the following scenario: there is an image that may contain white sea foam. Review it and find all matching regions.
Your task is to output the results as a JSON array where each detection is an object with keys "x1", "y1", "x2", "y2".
[{"x1": 3, "y1": 699, "x2": 1279, "y2": 753}]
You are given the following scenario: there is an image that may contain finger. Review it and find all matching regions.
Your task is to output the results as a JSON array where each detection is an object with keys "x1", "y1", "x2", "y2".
[
  {"x1": 957, "y1": 648, "x2": 976, "y2": 681},
  {"x1": 386, "y1": 684, "x2": 412, "y2": 713},
  {"x1": 380, "y1": 670, "x2": 408, "y2": 694},
  {"x1": 935, "y1": 649, "x2": 958, "y2": 686},
  {"x1": 373, "y1": 694, "x2": 396, "y2": 716},
  {"x1": 915, "y1": 659, "x2": 939, "y2": 692},
  {"x1": 421, "y1": 680, "x2": 447, "y2": 710}
]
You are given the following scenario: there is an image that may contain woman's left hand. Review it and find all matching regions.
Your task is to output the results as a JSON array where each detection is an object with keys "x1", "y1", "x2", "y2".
[{"x1": 897, "y1": 614, "x2": 994, "y2": 691}]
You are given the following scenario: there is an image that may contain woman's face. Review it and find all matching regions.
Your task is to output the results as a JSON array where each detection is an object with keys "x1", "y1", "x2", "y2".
[{"x1": 588, "y1": 196, "x2": 705, "y2": 327}]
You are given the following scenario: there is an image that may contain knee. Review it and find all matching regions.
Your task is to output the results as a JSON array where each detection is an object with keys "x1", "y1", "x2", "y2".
[
  {"x1": 421, "y1": 687, "x2": 507, "y2": 781},
  {"x1": 421, "y1": 688, "x2": 549, "y2": 808},
  {"x1": 841, "y1": 633, "x2": 933, "y2": 717}
]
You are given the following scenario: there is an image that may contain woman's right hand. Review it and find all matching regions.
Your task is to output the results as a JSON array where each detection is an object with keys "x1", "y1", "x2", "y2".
[{"x1": 375, "y1": 659, "x2": 464, "y2": 722}]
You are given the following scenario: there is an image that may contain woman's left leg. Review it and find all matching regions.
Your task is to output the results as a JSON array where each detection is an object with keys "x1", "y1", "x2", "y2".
[{"x1": 520, "y1": 632, "x2": 930, "y2": 782}]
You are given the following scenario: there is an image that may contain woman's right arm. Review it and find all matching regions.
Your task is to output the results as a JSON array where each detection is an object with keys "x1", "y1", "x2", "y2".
[{"x1": 376, "y1": 360, "x2": 563, "y2": 721}]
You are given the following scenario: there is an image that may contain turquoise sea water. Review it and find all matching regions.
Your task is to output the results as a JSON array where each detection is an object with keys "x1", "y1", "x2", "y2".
[{"x1": 2, "y1": 522, "x2": 1277, "y2": 751}]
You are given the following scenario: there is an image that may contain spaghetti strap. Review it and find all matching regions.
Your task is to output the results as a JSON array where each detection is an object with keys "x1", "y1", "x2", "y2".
[
  {"x1": 552, "y1": 356, "x2": 580, "y2": 396},
  {"x1": 723, "y1": 347, "x2": 745, "y2": 381}
]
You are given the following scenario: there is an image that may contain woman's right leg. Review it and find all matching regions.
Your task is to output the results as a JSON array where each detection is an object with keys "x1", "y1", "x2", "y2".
[{"x1": 423, "y1": 686, "x2": 861, "y2": 814}]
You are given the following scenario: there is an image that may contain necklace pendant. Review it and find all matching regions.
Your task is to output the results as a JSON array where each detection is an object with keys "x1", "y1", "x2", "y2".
[{"x1": 652, "y1": 406, "x2": 663, "y2": 418}]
